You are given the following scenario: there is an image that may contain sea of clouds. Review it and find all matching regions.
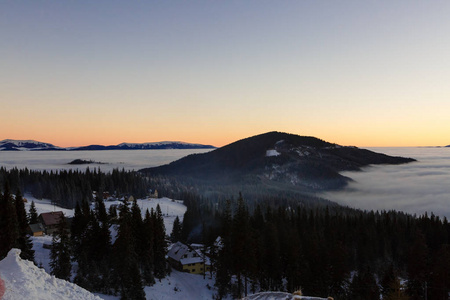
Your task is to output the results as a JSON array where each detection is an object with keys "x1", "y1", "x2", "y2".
[
  {"x1": 0, "y1": 149, "x2": 212, "y2": 173},
  {"x1": 323, "y1": 147, "x2": 450, "y2": 219},
  {"x1": 2, "y1": 147, "x2": 449, "y2": 218}
]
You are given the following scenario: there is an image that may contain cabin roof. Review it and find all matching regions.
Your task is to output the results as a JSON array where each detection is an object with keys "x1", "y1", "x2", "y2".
[{"x1": 39, "y1": 211, "x2": 64, "y2": 226}]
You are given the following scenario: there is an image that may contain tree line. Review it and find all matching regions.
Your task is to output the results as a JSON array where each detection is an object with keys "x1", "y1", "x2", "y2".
[
  {"x1": 3, "y1": 165, "x2": 450, "y2": 299},
  {"x1": 181, "y1": 193, "x2": 450, "y2": 300},
  {"x1": 0, "y1": 167, "x2": 149, "y2": 209}
]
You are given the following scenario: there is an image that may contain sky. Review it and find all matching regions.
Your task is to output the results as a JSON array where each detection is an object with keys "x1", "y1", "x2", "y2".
[{"x1": 1, "y1": 1, "x2": 450, "y2": 148}]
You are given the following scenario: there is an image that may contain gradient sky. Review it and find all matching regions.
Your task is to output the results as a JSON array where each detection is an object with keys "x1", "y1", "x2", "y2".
[{"x1": 1, "y1": 1, "x2": 449, "y2": 148}]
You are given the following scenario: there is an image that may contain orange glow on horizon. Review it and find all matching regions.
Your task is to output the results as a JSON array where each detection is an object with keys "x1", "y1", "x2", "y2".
[{"x1": 4, "y1": 128, "x2": 447, "y2": 149}]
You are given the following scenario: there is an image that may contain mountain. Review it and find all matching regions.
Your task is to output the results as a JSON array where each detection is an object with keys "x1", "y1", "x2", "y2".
[
  {"x1": 140, "y1": 131, "x2": 415, "y2": 192},
  {"x1": 71, "y1": 141, "x2": 215, "y2": 150},
  {"x1": 0, "y1": 139, "x2": 215, "y2": 151},
  {"x1": 0, "y1": 139, "x2": 62, "y2": 151},
  {"x1": 0, "y1": 248, "x2": 102, "y2": 300}
]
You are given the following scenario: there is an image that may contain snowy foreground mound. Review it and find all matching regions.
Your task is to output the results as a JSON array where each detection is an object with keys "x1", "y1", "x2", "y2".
[
  {"x1": 244, "y1": 291, "x2": 329, "y2": 300},
  {"x1": 0, "y1": 249, "x2": 101, "y2": 300}
]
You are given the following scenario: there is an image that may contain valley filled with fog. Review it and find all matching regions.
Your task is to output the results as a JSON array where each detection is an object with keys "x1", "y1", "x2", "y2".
[
  {"x1": 0, "y1": 149, "x2": 212, "y2": 172},
  {"x1": 323, "y1": 147, "x2": 450, "y2": 218},
  {"x1": 2, "y1": 147, "x2": 450, "y2": 218}
]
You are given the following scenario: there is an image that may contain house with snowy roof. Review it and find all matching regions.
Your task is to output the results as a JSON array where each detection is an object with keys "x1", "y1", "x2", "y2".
[
  {"x1": 167, "y1": 242, "x2": 211, "y2": 275},
  {"x1": 38, "y1": 211, "x2": 64, "y2": 235}
]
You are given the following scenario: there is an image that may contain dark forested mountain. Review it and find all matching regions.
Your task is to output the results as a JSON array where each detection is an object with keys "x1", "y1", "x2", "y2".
[
  {"x1": 0, "y1": 139, "x2": 215, "y2": 151},
  {"x1": 140, "y1": 131, "x2": 415, "y2": 192}
]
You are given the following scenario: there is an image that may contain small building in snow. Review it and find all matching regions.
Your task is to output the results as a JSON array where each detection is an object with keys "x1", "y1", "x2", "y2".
[
  {"x1": 149, "y1": 189, "x2": 158, "y2": 198},
  {"x1": 27, "y1": 223, "x2": 45, "y2": 237},
  {"x1": 167, "y1": 241, "x2": 211, "y2": 275},
  {"x1": 38, "y1": 211, "x2": 64, "y2": 235}
]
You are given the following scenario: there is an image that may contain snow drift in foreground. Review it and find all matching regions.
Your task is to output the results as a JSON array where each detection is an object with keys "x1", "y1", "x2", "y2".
[
  {"x1": 0, "y1": 249, "x2": 101, "y2": 300},
  {"x1": 244, "y1": 291, "x2": 329, "y2": 300}
]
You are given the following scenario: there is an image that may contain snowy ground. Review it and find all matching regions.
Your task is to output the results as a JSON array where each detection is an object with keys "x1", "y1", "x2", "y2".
[
  {"x1": 0, "y1": 249, "x2": 102, "y2": 300},
  {"x1": 18, "y1": 195, "x2": 327, "y2": 300},
  {"x1": 102, "y1": 197, "x2": 186, "y2": 234},
  {"x1": 23, "y1": 195, "x2": 222, "y2": 300},
  {"x1": 24, "y1": 195, "x2": 75, "y2": 218},
  {"x1": 144, "y1": 270, "x2": 216, "y2": 300},
  {"x1": 23, "y1": 194, "x2": 186, "y2": 235}
]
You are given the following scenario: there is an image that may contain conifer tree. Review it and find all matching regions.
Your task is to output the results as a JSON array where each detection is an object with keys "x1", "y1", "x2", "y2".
[
  {"x1": 0, "y1": 182, "x2": 19, "y2": 259},
  {"x1": 108, "y1": 204, "x2": 118, "y2": 223},
  {"x1": 215, "y1": 200, "x2": 232, "y2": 299},
  {"x1": 152, "y1": 204, "x2": 167, "y2": 279},
  {"x1": 170, "y1": 215, "x2": 182, "y2": 242},
  {"x1": 231, "y1": 193, "x2": 250, "y2": 298},
  {"x1": 112, "y1": 203, "x2": 145, "y2": 299},
  {"x1": 141, "y1": 209, "x2": 155, "y2": 285},
  {"x1": 14, "y1": 190, "x2": 34, "y2": 261},
  {"x1": 28, "y1": 200, "x2": 39, "y2": 224},
  {"x1": 50, "y1": 215, "x2": 72, "y2": 281},
  {"x1": 381, "y1": 264, "x2": 397, "y2": 299},
  {"x1": 349, "y1": 267, "x2": 379, "y2": 300}
]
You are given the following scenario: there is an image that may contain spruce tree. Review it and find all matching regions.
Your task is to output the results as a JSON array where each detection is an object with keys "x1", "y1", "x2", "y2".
[
  {"x1": 215, "y1": 200, "x2": 232, "y2": 299},
  {"x1": 231, "y1": 193, "x2": 250, "y2": 298},
  {"x1": 112, "y1": 203, "x2": 145, "y2": 299},
  {"x1": 0, "y1": 182, "x2": 19, "y2": 259},
  {"x1": 28, "y1": 200, "x2": 39, "y2": 224},
  {"x1": 50, "y1": 215, "x2": 72, "y2": 281},
  {"x1": 141, "y1": 209, "x2": 155, "y2": 285},
  {"x1": 14, "y1": 190, "x2": 34, "y2": 261},
  {"x1": 170, "y1": 215, "x2": 182, "y2": 242},
  {"x1": 153, "y1": 205, "x2": 167, "y2": 279}
]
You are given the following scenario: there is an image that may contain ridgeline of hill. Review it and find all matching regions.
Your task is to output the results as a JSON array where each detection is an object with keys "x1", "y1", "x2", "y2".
[
  {"x1": 140, "y1": 131, "x2": 415, "y2": 195},
  {"x1": 0, "y1": 139, "x2": 215, "y2": 151}
]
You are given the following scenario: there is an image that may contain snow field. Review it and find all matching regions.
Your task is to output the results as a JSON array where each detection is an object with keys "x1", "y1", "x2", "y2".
[{"x1": 0, "y1": 249, "x2": 102, "y2": 300}]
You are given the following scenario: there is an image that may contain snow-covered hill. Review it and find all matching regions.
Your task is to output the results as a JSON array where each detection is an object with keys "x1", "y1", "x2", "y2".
[
  {"x1": 0, "y1": 248, "x2": 102, "y2": 300},
  {"x1": 0, "y1": 139, "x2": 62, "y2": 151},
  {"x1": 0, "y1": 139, "x2": 215, "y2": 151},
  {"x1": 116, "y1": 141, "x2": 215, "y2": 150}
]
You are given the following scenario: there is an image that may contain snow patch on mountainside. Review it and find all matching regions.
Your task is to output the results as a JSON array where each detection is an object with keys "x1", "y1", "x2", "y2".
[
  {"x1": 0, "y1": 248, "x2": 102, "y2": 300},
  {"x1": 266, "y1": 149, "x2": 280, "y2": 157}
]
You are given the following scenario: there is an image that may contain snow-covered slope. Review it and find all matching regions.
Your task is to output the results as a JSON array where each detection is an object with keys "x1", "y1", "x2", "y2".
[
  {"x1": 0, "y1": 249, "x2": 102, "y2": 300},
  {"x1": 0, "y1": 139, "x2": 215, "y2": 151},
  {"x1": 24, "y1": 194, "x2": 186, "y2": 235},
  {"x1": 0, "y1": 139, "x2": 62, "y2": 151},
  {"x1": 116, "y1": 141, "x2": 214, "y2": 150}
]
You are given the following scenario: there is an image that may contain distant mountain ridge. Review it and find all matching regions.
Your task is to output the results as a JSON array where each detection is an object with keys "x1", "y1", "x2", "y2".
[
  {"x1": 0, "y1": 139, "x2": 215, "y2": 151},
  {"x1": 0, "y1": 139, "x2": 63, "y2": 151},
  {"x1": 140, "y1": 131, "x2": 416, "y2": 192}
]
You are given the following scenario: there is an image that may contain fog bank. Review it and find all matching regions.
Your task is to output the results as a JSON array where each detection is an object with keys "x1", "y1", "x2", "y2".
[{"x1": 323, "y1": 147, "x2": 450, "y2": 218}]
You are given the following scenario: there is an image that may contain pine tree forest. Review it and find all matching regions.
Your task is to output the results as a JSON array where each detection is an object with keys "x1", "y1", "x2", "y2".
[{"x1": 2, "y1": 167, "x2": 450, "y2": 299}]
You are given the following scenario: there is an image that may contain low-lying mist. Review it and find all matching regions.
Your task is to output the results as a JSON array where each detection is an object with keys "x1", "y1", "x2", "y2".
[{"x1": 322, "y1": 147, "x2": 450, "y2": 218}]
